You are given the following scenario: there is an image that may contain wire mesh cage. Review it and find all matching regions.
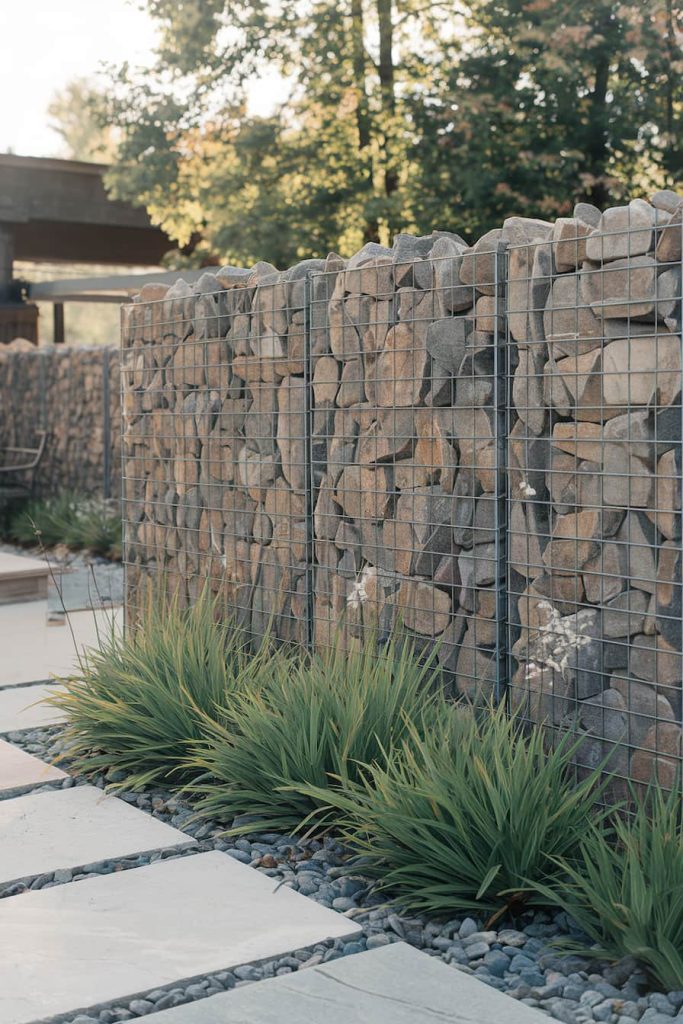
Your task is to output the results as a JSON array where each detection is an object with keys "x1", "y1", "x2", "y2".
[
  {"x1": 121, "y1": 203, "x2": 683, "y2": 793},
  {"x1": 507, "y1": 206, "x2": 683, "y2": 796}
]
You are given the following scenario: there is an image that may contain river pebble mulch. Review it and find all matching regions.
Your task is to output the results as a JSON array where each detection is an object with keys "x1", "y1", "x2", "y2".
[{"x1": 8, "y1": 725, "x2": 683, "y2": 1024}]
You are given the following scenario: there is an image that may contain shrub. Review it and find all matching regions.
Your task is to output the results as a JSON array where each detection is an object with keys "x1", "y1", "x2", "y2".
[
  {"x1": 306, "y1": 704, "x2": 607, "y2": 919},
  {"x1": 8, "y1": 492, "x2": 122, "y2": 560},
  {"x1": 49, "y1": 587, "x2": 265, "y2": 789},
  {"x1": 535, "y1": 781, "x2": 683, "y2": 991},
  {"x1": 188, "y1": 633, "x2": 443, "y2": 833},
  {"x1": 9, "y1": 493, "x2": 77, "y2": 548}
]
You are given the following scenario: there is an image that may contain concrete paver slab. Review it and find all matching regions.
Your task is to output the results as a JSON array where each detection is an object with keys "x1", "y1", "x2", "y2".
[
  {"x1": 0, "y1": 737, "x2": 67, "y2": 795},
  {"x1": 0, "y1": 682, "x2": 66, "y2": 732},
  {"x1": 135, "y1": 942, "x2": 558, "y2": 1023},
  {"x1": 0, "y1": 785, "x2": 193, "y2": 885},
  {"x1": 0, "y1": 600, "x2": 120, "y2": 686},
  {"x1": 0, "y1": 850, "x2": 361, "y2": 1024},
  {"x1": 0, "y1": 553, "x2": 51, "y2": 605}
]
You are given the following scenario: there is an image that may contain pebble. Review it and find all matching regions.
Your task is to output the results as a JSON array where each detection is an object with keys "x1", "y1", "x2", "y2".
[{"x1": 10, "y1": 725, "x2": 681, "y2": 1024}]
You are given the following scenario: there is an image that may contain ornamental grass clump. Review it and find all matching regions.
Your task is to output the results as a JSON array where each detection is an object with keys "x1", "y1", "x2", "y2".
[
  {"x1": 535, "y1": 780, "x2": 683, "y2": 991},
  {"x1": 49, "y1": 586, "x2": 269, "y2": 789},
  {"x1": 9, "y1": 492, "x2": 122, "y2": 560},
  {"x1": 305, "y1": 704, "x2": 607, "y2": 919},
  {"x1": 187, "y1": 633, "x2": 442, "y2": 834}
]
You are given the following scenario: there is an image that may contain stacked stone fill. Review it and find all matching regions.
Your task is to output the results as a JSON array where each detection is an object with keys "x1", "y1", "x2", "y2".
[{"x1": 0, "y1": 342, "x2": 119, "y2": 499}]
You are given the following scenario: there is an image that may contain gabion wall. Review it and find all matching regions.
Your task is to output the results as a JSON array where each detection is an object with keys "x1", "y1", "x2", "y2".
[
  {"x1": 122, "y1": 191, "x2": 683, "y2": 790},
  {"x1": 0, "y1": 342, "x2": 120, "y2": 499}
]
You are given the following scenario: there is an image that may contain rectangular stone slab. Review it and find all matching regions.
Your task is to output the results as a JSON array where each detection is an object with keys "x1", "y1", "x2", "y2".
[
  {"x1": 143, "y1": 942, "x2": 557, "y2": 1024},
  {"x1": 0, "y1": 737, "x2": 67, "y2": 796},
  {"x1": 0, "y1": 850, "x2": 361, "y2": 1024},
  {"x1": 0, "y1": 601, "x2": 121, "y2": 686},
  {"x1": 0, "y1": 682, "x2": 66, "y2": 732},
  {"x1": 0, "y1": 785, "x2": 193, "y2": 885}
]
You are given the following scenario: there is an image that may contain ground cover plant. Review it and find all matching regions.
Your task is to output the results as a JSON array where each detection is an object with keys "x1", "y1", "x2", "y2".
[
  {"x1": 535, "y1": 780, "x2": 683, "y2": 991},
  {"x1": 187, "y1": 632, "x2": 444, "y2": 834},
  {"x1": 8, "y1": 492, "x2": 122, "y2": 560},
  {"x1": 52, "y1": 585, "x2": 683, "y2": 988},
  {"x1": 49, "y1": 586, "x2": 271, "y2": 789},
  {"x1": 301, "y1": 703, "x2": 608, "y2": 921}
]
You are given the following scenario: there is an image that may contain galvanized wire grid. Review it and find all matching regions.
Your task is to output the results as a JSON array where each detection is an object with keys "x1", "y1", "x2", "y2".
[
  {"x1": 121, "y1": 213, "x2": 683, "y2": 791},
  {"x1": 507, "y1": 210, "x2": 683, "y2": 796}
]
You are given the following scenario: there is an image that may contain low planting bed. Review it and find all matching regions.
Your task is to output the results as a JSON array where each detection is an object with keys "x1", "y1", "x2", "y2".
[{"x1": 34, "y1": 588, "x2": 683, "y2": 1024}]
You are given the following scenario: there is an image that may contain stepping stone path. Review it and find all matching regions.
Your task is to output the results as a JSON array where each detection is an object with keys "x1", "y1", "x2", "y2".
[
  {"x1": 0, "y1": 682, "x2": 66, "y2": 733},
  {"x1": 0, "y1": 736, "x2": 66, "y2": 795},
  {"x1": 0, "y1": 785, "x2": 193, "y2": 887},
  {"x1": 0, "y1": 602, "x2": 560, "y2": 1024},
  {"x1": 144, "y1": 941, "x2": 554, "y2": 1023},
  {"x1": 0, "y1": 851, "x2": 361, "y2": 1024}
]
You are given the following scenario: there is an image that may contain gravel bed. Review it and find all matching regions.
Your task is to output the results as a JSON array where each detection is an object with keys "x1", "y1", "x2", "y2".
[{"x1": 9, "y1": 726, "x2": 683, "y2": 1024}]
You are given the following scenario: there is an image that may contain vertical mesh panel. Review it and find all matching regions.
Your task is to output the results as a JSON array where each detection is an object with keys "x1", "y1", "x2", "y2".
[
  {"x1": 308, "y1": 243, "x2": 506, "y2": 701},
  {"x1": 508, "y1": 209, "x2": 683, "y2": 795}
]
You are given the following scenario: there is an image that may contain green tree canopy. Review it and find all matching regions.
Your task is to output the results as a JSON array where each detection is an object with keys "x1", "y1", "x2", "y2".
[{"x1": 63, "y1": 0, "x2": 682, "y2": 266}]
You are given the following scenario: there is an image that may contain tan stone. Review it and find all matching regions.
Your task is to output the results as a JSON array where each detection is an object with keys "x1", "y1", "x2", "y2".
[
  {"x1": 313, "y1": 478, "x2": 341, "y2": 541},
  {"x1": 312, "y1": 356, "x2": 340, "y2": 405},
  {"x1": 459, "y1": 229, "x2": 504, "y2": 296},
  {"x1": 509, "y1": 500, "x2": 546, "y2": 578},
  {"x1": 414, "y1": 410, "x2": 458, "y2": 490},
  {"x1": 456, "y1": 638, "x2": 499, "y2": 704},
  {"x1": 656, "y1": 201, "x2": 683, "y2": 263},
  {"x1": 554, "y1": 348, "x2": 623, "y2": 422},
  {"x1": 603, "y1": 590, "x2": 650, "y2": 638},
  {"x1": 337, "y1": 359, "x2": 366, "y2": 408},
  {"x1": 646, "y1": 450, "x2": 680, "y2": 540},
  {"x1": 553, "y1": 217, "x2": 594, "y2": 272},
  {"x1": 397, "y1": 579, "x2": 451, "y2": 635},
  {"x1": 552, "y1": 422, "x2": 603, "y2": 463},
  {"x1": 277, "y1": 375, "x2": 307, "y2": 491},
  {"x1": 375, "y1": 322, "x2": 428, "y2": 407},
  {"x1": 357, "y1": 415, "x2": 414, "y2": 465},
  {"x1": 602, "y1": 336, "x2": 681, "y2": 407},
  {"x1": 513, "y1": 348, "x2": 546, "y2": 436},
  {"x1": 237, "y1": 449, "x2": 277, "y2": 504},
  {"x1": 265, "y1": 479, "x2": 306, "y2": 521},
  {"x1": 543, "y1": 510, "x2": 607, "y2": 574},
  {"x1": 630, "y1": 634, "x2": 682, "y2": 686},
  {"x1": 343, "y1": 256, "x2": 393, "y2": 297},
  {"x1": 583, "y1": 543, "x2": 626, "y2": 604},
  {"x1": 362, "y1": 298, "x2": 394, "y2": 354},
  {"x1": 581, "y1": 255, "x2": 657, "y2": 319},
  {"x1": 504, "y1": 219, "x2": 553, "y2": 341},
  {"x1": 544, "y1": 273, "x2": 603, "y2": 356},
  {"x1": 335, "y1": 465, "x2": 391, "y2": 521},
  {"x1": 475, "y1": 295, "x2": 497, "y2": 334},
  {"x1": 585, "y1": 201, "x2": 655, "y2": 262}
]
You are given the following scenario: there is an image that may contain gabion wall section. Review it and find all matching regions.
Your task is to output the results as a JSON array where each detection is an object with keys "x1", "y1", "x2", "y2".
[
  {"x1": 508, "y1": 199, "x2": 682, "y2": 796},
  {"x1": 122, "y1": 191, "x2": 683, "y2": 790},
  {"x1": 0, "y1": 342, "x2": 120, "y2": 499}
]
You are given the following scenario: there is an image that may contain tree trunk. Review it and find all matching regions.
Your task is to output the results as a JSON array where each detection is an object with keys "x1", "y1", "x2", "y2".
[
  {"x1": 377, "y1": 0, "x2": 399, "y2": 230},
  {"x1": 582, "y1": 50, "x2": 610, "y2": 208},
  {"x1": 351, "y1": 0, "x2": 379, "y2": 242}
]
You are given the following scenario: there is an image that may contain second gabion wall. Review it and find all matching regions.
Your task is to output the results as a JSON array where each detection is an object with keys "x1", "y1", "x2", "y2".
[
  {"x1": 122, "y1": 192, "x2": 683, "y2": 791},
  {"x1": 0, "y1": 342, "x2": 120, "y2": 499}
]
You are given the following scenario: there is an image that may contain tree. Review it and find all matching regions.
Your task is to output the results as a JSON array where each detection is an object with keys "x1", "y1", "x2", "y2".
[
  {"x1": 93, "y1": 1, "x2": 681, "y2": 264},
  {"x1": 48, "y1": 78, "x2": 118, "y2": 163},
  {"x1": 97, "y1": 0, "x2": 459, "y2": 265},
  {"x1": 409, "y1": 0, "x2": 682, "y2": 238}
]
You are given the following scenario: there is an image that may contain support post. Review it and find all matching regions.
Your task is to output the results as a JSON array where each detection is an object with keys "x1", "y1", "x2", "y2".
[{"x1": 53, "y1": 303, "x2": 65, "y2": 344}]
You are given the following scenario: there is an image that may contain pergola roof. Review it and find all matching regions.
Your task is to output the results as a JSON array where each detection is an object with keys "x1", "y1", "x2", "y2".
[{"x1": 0, "y1": 153, "x2": 174, "y2": 266}]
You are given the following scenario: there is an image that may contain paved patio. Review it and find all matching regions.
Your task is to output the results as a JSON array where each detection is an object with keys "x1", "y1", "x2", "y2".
[{"x1": 0, "y1": 559, "x2": 560, "y2": 1024}]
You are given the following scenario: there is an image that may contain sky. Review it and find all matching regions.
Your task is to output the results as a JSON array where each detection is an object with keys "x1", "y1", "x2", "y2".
[
  {"x1": 0, "y1": 0, "x2": 281, "y2": 159},
  {"x1": 0, "y1": 0, "x2": 158, "y2": 157}
]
